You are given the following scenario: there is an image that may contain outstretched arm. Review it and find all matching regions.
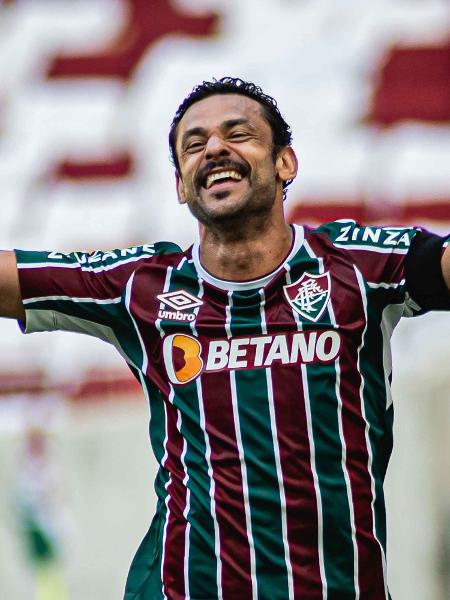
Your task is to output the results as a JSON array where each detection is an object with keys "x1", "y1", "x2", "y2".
[
  {"x1": 442, "y1": 245, "x2": 450, "y2": 293},
  {"x1": 0, "y1": 251, "x2": 25, "y2": 320}
]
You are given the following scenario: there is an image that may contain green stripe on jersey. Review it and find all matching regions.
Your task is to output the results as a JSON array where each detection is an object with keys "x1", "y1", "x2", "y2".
[
  {"x1": 124, "y1": 497, "x2": 167, "y2": 599},
  {"x1": 125, "y1": 377, "x2": 167, "y2": 599},
  {"x1": 355, "y1": 280, "x2": 400, "y2": 556},
  {"x1": 230, "y1": 289, "x2": 290, "y2": 600}
]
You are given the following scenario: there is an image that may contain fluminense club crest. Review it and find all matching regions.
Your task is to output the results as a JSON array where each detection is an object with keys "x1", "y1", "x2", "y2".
[{"x1": 283, "y1": 272, "x2": 331, "y2": 322}]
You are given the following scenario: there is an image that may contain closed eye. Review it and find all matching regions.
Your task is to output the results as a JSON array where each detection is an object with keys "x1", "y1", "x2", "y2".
[
  {"x1": 186, "y1": 140, "x2": 205, "y2": 152},
  {"x1": 229, "y1": 131, "x2": 250, "y2": 140}
]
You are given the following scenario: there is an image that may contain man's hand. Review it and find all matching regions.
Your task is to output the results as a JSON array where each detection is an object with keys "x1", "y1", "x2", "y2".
[
  {"x1": 0, "y1": 251, "x2": 25, "y2": 320},
  {"x1": 442, "y1": 245, "x2": 450, "y2": 294}
]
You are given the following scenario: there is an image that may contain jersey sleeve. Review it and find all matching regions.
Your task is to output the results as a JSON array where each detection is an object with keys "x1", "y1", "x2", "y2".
[
  {"x1": 14, "y1": 242, "x2": 180, "y2": 351},
  {"x1": 316, "y1": 220, "x2": 449, "y2": 317}
]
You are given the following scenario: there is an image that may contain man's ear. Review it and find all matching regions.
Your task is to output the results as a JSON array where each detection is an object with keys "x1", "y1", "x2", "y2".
[
  {"x1": 275, "y1": 146, "x2": 298, "y2": 185},
  {"x1": 176, "y1": 171, "x2": 186, "y2": 204}
]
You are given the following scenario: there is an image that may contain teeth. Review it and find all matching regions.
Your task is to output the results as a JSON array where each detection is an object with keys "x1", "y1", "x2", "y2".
[{"x1": 206, "y1": 170, "x2": 243, "y2": 189}]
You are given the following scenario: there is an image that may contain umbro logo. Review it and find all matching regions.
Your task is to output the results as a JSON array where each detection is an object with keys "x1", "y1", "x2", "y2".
[{"x1": 157, "y1": 289, "x2": 203, "y2": 322}]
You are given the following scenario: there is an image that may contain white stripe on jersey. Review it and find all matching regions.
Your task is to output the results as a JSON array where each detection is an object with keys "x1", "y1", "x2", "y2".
[
  {"x1": 155, "y1": 267, "x2": 173, "y2": 338},
  {"x1": 367, "y1": 279, "x2": 405, "y2": 289},
  {"x1": 333, "y1": 244, "x2": 408, "y2": 254},
  {"x1": 17, "y1": 252, "x2": 155, "y2": 273},
  {"x1": 125, "y1": 272, "x2": 148, "y2": 373},
  {"x1": 178, "y1": 413, "x2": 191, "y2": 600},
  {"x1": 176, "y1": 256, "x2": 188, "y2": 271},
  {"x1": 379, "y1": 303, "x2": 404, "y2": 409},
  {"x1": 23, "y1": 295, "x2": 121, "y2": 305},
  {"x1": 160, "y1": 390, "x2": 173, "y2": 600}
]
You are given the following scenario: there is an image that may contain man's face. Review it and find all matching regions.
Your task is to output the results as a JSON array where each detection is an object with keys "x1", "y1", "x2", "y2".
[{"x1": 174, "y1": 94, "x2": 282, "y2": 230}]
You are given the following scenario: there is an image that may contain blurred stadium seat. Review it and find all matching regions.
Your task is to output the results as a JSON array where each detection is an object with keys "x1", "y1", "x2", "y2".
[
  {"x1": 367, "y1": 41, "x2": 450, "y2": 126},
  {"x1": 46, "y1": 0, "x2": 218, "y2": 81}
]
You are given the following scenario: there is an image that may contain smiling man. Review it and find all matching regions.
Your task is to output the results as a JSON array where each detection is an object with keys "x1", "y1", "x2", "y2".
[
  {"x1": 172, "y1": 91, "x2": 297, "y2": 287},
  {"x1": 0, "y1": 77, "x2": 449, "y2": 599}
]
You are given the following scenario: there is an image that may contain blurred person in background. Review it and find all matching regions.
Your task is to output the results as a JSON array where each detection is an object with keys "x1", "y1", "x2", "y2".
[
  {"x1": 13, "y1": 397, "x2": 69, "y2": 600},
  {"x1": 0, "y1": 77, "x2": 449, "y2": 599}
]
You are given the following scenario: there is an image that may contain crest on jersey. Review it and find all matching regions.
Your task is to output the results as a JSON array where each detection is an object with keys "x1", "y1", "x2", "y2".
[{"x1": 283, "y1": 272, "x2": 331, "y2": 322}]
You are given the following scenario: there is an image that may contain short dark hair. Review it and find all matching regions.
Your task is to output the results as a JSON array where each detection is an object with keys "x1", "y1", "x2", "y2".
[{"x1": 169, "y1": 77, "x2": 293, "y2": 189}]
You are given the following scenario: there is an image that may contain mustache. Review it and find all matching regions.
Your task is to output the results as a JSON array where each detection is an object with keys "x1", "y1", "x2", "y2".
[{"x1": 195, "y1": 159, "x2": 250, "y2": 188}]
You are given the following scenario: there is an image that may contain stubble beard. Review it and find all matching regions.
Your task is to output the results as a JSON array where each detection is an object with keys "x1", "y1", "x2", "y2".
[{"x1": 184, "y1": 173, "x2": 278, "y2": 240}]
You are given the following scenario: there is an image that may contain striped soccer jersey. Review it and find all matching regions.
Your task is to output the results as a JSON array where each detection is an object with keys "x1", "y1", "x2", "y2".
[{"x1": 15, "y1": 221, "x2": 449, "y2": 600}]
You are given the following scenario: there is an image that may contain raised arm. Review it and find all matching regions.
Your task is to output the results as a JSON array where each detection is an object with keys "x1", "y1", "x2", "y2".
[
  {"x1": 0, "y1": 251, "x2": 25, "y2": 320},
  {"x1": 442, "y1": 245, "x2": 450, "y2": 294}
]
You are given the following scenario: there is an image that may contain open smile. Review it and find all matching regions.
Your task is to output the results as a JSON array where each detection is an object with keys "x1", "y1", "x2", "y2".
[
  {"x1": 205, "y1": 169, "x2": 243, "y2": 189},
  {"x1": 197, "y1": 161, "x2": 249, "y2": 191}
]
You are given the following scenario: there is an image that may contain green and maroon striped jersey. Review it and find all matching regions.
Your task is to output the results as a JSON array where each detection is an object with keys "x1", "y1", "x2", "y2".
[{"x1": 15, "y1": 221, "x2": 450, "y2": 600}]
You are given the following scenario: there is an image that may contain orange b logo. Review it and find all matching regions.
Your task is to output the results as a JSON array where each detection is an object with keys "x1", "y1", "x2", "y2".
[{"x1": 162, "y1": 334, "x2": 203, "y2": 385}]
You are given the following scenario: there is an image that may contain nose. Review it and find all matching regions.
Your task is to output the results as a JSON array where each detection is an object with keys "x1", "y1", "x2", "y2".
[{"x1": 204, "y1": 134, "x2": 229, "y2": 160}]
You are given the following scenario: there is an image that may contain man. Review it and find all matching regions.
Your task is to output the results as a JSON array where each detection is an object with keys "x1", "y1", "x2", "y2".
[{"x1": 0, "y1": 77, "x2": 449, "y2": 599}]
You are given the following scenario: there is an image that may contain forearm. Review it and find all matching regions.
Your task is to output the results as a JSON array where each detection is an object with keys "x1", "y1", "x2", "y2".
[
  {"x1": 0, "y1": 250, "x2": 25, "y2": 320},
  {"x1": 442, "y1": 244, "x2": 450, "y2": 294}
]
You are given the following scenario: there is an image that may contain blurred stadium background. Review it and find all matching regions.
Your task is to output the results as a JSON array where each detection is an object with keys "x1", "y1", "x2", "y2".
[{"x1": 0, "y1": 0, "x2": 448, "y2": 598}]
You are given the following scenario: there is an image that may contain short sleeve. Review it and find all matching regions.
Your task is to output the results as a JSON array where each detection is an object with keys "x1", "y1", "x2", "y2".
[
  {"x1": 316, "y1": 220, "x2": 426, "y2": 317},
  {"x1": 14, "y1": 243, "x2": 177, "y2": 349}
]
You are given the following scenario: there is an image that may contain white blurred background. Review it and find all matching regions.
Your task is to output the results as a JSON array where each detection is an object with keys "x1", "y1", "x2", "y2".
[{"x1": 0, "y1": 0, "x2": 448, "y2": 598}]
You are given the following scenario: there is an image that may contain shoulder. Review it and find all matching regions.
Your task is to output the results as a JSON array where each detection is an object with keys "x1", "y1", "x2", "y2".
[
  {"x1": 307, "y1": 220, "x2": 417, "y2": 253},
  {"x1": 17, "y1": 241, "x2": 183, "y2": 269}
]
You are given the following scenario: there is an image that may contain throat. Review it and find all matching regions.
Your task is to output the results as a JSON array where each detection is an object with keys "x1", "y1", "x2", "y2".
[{"x1": 199, "y1": 224, "x2": 294, "y2": 282}]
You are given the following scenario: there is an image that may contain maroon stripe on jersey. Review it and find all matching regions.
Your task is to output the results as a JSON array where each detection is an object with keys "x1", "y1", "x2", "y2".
[
  {"x1": 196, "y1": 287, "x2": 253, "y2": 600},
  {"x1": 19, "y1": 258, "x2": 152, "y2": 301},
  {"x1": 307, "y1": 234, "x2": 386, "y2": 597},
  {"x1": 130, "y1": 254, "x2": 182, "y2": 390},
  {"x1": 344, "y1": 248, "x2": 405, "y2": 284},
  {"x1": 263, "y1": 285, "x2": 323, "y2": 598},
  {"x1": 303, "y1": 227, "x2": 407, "y2": 285},
  {"x1": 162, "y1": 400, "x2": 188, "y2": 600}
]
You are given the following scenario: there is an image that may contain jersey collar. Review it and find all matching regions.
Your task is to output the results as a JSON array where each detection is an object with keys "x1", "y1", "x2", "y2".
[{"x1": 191, "y1": 224, "x2": 304, "y2": 291}]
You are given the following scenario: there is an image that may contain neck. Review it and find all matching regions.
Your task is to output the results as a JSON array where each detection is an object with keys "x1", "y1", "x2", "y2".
[{"x1": 199, "y1": 210, "x2": 293, "y2": 282}]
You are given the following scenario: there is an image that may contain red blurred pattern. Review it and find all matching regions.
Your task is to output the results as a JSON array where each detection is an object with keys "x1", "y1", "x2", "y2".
[
  {"x1": 47, "y1": 0, "x2": 218, "y2": 183},
  {"x1": 53, "y1": 152, "x2": 135, "y2": 181},
  {"x1": 0, "y1": 369, "x2": 140, "y2": 403},
  {"x1": 367, "y1": 41, "x2": 450, "y2": 126},
  {"x1": 287, "y1": 197, "x2": 450, "y2": 226},
  {"x1": 46, "y1": 0, "x2": 219, "y2": 81},
  {"x1": 289, "y1": 41, "x2": 450, "y2": 228}
]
